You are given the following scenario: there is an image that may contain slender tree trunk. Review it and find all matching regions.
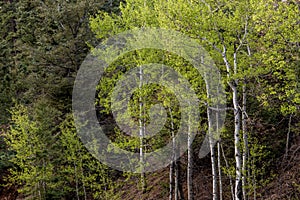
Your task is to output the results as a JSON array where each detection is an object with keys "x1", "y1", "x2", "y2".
[
  {"x1": 175, "y1": 158, "x2": 183, "y2": 200},
  {"x1": 233, "y1": 47, "x2": 243, "y2": 199},
  {"x1": 210, "y1": 138, "x2": 218, "y2": 200},
  {"x1": 74, "y1": 163, "x2": 80, "y2": 200},
  {"x1": 139, "y1": 66, "x2": 146, "y2": 193},
  {"x1": 169, "y1": 107, "x2": 176, "y2": 200},
  {"x1": 221, "y1": 143, "x2": 234, "y2": 200},
  {"x1": 233, "y1": 84, "x2": 242, "y2": 200},
  {"x1": 285, "y1": 114, "x2": 292, "y2": 157},
  {"x1": 83, "y1": 177, "x2": 87, "y2": 200},
  {"x1": 187, "y1": 135, "x2": 193, "y2": 200},
  {"x1": 187, "y1": 105, "x2": 193, "y2": 200},
  {"x1": 218, "y1": 141, "x2": 223, "y2": 200},
  {"x1": 216, "y1": 74, "x2": 223, "y2": 200},
  {"x1": 170, "y1": 161, "x2": 174, "y2": 200},
  {"x1": 207, "y1": 108, "x2": 218, "y2": 200},
  {"x1": 242, "y1": 83, "x2": 249, "y2": 200},
  {"x1": 175, "y1": 162, "x2": 179, "y2": 200},
  {"x1": 42, "y1": 159, "x2": 46, "y2": 199},
  {"x1": 37, "y1": 182, "x2": 42, "y2": 200},
  {"x1": 222, "y1": 45, "x2": 242, "y2": 200}
]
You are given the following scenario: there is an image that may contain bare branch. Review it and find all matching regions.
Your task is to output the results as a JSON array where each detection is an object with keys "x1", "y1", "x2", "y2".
[
  {"x1": 201, "y1": 101, "x2": 234, "y2": 111},
  {"x1": 236, "y1": 15, "x2": 249, "y2": 53}
]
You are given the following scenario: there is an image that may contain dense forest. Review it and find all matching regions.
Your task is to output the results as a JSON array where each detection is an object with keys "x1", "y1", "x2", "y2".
[{"x1": 0, "y1": 0, "x2": 299, "y2": 199}]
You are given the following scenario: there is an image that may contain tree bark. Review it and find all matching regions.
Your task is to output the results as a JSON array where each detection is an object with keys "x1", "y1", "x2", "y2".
[
  {"x1": 139, "y1": 65, "x2": 146, "y2": 193},
  {"x1": 218, "y1": 141, "x2": 223, "y2": 200},
  {"x1": 187, "y1": 105, "x2": 193, "y2": 200},
  {"x1": 207, "y1": 108, "x2": 218, "y2": 200},
  {"x1": 169, "y1": 107, "x2": 175, "y2": 200},
  {"x1": 170, "y1": 161, "x2": 174, "y2": 200},
  {"x1": 285, "y1": 114, "x2": 292, "y2": 157},
  {"x1": 223, "y1": 45, "x2": 242, "y2": 200},
  {"x1": 233, "y1": 80, "x2": 242, "y2": 200},
  {"x1": 242, "y1": 83, "x2": 249, "y2": 200},
  {"x1": 216, "y1": 87, "x2": 222, "y2": 199}
]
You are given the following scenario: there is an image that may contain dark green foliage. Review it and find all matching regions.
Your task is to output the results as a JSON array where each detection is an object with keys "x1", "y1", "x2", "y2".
[{"x1": 1, "y1": 0, "x2": 123, "y2": 199}]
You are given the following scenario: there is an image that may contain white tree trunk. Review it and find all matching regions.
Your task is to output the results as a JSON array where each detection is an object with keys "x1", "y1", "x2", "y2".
[
  {"x1": 223, "y1": 45, "x2": 242, "y2": 200},
  {"x1": 139, "y1": 66, "x2": 146, "y2": 193},
  {"x1": 207, "y1": 108, "x2": 218, "y2": 200},
  {"x1": 169, "y1": 107, "x2": 175, "y2": 200},
  {"x1": 187, "y1": 133, "x2": 193, "y2": 200},
  {"x1": 285, "y1": 114, "x2": 292, "y2": 157},
  {"x1": 187, "y1": 105, "x2": 193, "y2": 200},
  {"x1": 175, "y1": 162, "x2": 179, "y2": 200},
  {"x1": 242, "y1": 83, "x2": 249, "y2": 200},
  {"x1": 218, "y1": 141, "x2": 223, "y2": 200},
  {"x1": 170, "y1": 161, "x2": 174, "y2": 200},
  {"x1": 233, "y1": 84, "x2": 242, "y2": 200}
]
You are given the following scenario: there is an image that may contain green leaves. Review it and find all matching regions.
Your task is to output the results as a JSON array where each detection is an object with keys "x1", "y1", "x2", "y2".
[
  {"x1": 59, "y1": 114, "x2": 117, "y2": 199},
  {"x1": 6, "y1": 105, "x2": 49, "y2": 196},
  {"x1": 1, "y1": 0, "x2": 298, "y2": 198}
]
